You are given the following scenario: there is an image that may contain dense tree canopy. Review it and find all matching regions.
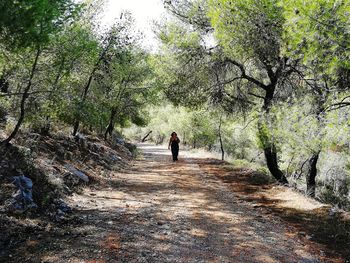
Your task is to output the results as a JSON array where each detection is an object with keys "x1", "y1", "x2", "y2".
[
  {"x1": 0, "y1": 1, "x2": 157, "y2": 146},
  {"x1": 0, "y1": 0, "x2": 78, "y2": 48}
]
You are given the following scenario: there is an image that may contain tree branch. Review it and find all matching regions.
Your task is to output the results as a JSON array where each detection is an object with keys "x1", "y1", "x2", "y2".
[
  {"x1": 223, "y1": 91, "x2": 255, "y2": 105},
  {"x1": 224, "y1": 58, "x2": 268, "y2": 91},
  {"x1": 324, "y1": 96, "x2": 350, "y2": 112},
  {"x1": 0, "y1": 90, "x2": 52, "y2": 97},
  {"x1": 248, "y1": 92, "x2": 265, "y2": 100}
]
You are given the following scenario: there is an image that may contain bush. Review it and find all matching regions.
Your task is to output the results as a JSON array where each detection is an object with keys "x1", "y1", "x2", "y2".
[
  {"x1": 317, "y1": 178, "x2": 350, "y2": 210},
  {"x1": 248, "y1": 171, "x2": 274, "y2": 185},
  {"x1": 231, "y1": 159, "x2": 251, "y2": 169}
]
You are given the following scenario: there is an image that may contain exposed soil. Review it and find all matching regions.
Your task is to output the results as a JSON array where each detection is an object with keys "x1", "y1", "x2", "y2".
[{"x1": 1, "y1": 144, "x2": 349, "y2": 262}]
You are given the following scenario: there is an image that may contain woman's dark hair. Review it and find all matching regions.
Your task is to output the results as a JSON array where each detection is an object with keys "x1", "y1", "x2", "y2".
[{"x1": 171, "y1": 132, "x2": 177, "y2": 136}]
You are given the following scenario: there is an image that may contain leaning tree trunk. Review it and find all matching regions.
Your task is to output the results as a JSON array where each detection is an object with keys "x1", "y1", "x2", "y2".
[
  {"x1": 260, "y1": 87, "x2": 289, "y2": 184},
  {"x1": 104, "y1": 108, "x2": 117, "y2": 140},
  {"x1": 0, "y1": 47, "x2": 41, "y2": 147},
  {"x1": 141, "y1": 130, "x2": 152, "y2": 142},
  {"x1": 305, "y1": 91, "x2": 326, "y2": 197},
  {"x1": 264, "y1": 144, "x2": 288, "y2": 184},
  {"x1": 72, "y1": 72, "x2": 94, "y2": 136},
  {"x1": 307, "y1": 151, "x2": 320, "y2": 197}
]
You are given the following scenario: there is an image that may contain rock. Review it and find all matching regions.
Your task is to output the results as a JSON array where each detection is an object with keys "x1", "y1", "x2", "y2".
[
  {"x1": 298, "y1": 231, "x2": 306, "y2": 237},
  {"x1": 57, "y1": 209, "x2": 65, "y2": 216},
  {"x1": 54, "y1": 198, "x2": 72, "y2": 213},
  {"x1": 110, "y1": 154, "x2": 122, "y2": 162},
  {"x1": 64, "y1": 164, "x2": 89, "y2": 183},
  {"x1": 6, "y1": 175, "x2": 37, "y2": 212},
  {"x1": 116, "y1": 137, "x2": 125, "y2": 145}
]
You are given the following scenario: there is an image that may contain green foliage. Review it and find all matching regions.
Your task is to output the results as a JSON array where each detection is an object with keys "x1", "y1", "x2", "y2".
[
  {"x1": 208, "y1": 0, "x2": 285, "y2": 62},
  {"x1": 0, "y1": 0, "x2": 79, "y2": 48},
  {"x1": 157, "y1": 0, "x2": 350, "y2": 209},
  {"x1": 1, "y1": 0, "x2": 350, "y2": 210},
  {"x1": 282, "y1": 0, "x2": 350, "y2": 75},
  {"x1": 125, "y1": 104, "x2": 219, "y2": 148},
  {"x1": 155, "y1": 21, "x2": 212, "y2": 108},
  {"x1": 257, "y1": 122, "x2": 272, "y2": 150},
  {"x1": 0, "y1": 2, "x2": 158, "y2": 142},
  {"x1": 91, "y1": 16, "x2": 156, "y2": 133}
]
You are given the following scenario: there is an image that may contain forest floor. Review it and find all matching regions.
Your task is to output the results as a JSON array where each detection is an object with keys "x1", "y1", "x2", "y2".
[{"x1": 1, "y1": 143, "x2": 350, "y2": 263}]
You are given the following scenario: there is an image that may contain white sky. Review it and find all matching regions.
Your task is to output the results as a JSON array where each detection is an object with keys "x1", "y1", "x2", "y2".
[{"x1": 101, "y1": 0, "x2": 166, "y2": 50}]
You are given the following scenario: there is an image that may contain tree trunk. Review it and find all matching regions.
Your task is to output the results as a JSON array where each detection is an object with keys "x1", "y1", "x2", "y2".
[
  {"x1": 307, "y1": 152, "x2": 320, "y2": 197},
  {"x1": 305, "y1": 91, "x2": 326, "y2": 197},
  {"x1": 1, "y1": 47, "x2": 41, "y2": 146},
  {"x1": 141, "y1": 130, "x2": 152, "y2": 142},
  {"x1": 44, "y1": 57, "x2": 65, "y2": 135},
  {"x1": 218, "y1": 114, "x2": 224, "y2": 161},
  {"x1": 104, "y1": 123, "x2": 113, "y2": 140},
  {"x1": 263, "y1": 144, "x2": 288, "y2": 184},
  {"x1": 72, "y1": 120, "x2": 80, "y2": 137},
  {"x1": 104, "y1": 108, "x2": 117, "y2": 140},
  {"x1": 73, "y1": 37, "x2": 114, "y2": 136},
  {"x1": 260, "y1": 86, "x2": 288, "y2": 184},
  {"x1": 72, "y1": 72, "x2": 95, "y2": 136}
]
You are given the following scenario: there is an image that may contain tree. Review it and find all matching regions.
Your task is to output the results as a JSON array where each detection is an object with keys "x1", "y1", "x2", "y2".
[
  {"x1": 71, "y1": 25, "x2": 116, "y2": 136},
  {"x1": 0, "y1": 0, "x2": 77, "y2": 49},
  {"x1": 0, "y1": 0, "x2": 79, "y2": 146},
  {"x1": 101, "y1": 48, "x2": 153, "y2": 140},
  {"x1": 281, "y1": 0, "x2": 350, "y2": 196},
  {"x1": 159, "y1": 0, "x2": 299, "y2": 183}
]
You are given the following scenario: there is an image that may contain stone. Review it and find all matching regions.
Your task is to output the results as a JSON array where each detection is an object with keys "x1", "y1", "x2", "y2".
[
  {"x1": 64, "y1": 164, "x2": 89, "y2": 183},
  {"x1": 6, "y1": 175, "x2": 37, "y2": 212}
]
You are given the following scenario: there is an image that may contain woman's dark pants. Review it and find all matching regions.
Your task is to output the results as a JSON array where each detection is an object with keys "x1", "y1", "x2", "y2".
[{"x1": 171, "y1": 146, "x2": 179, "y2": 161}]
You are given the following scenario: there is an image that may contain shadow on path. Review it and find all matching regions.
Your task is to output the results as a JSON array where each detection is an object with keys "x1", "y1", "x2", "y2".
[{"x1": 1, "y1": 144, "x2": 346, "y2": 263}]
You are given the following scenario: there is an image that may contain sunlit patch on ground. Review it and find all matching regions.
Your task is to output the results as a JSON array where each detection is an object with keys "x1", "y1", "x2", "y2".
[{"x1": 4, "y1": 143, "x2": 346, "y2": 262}]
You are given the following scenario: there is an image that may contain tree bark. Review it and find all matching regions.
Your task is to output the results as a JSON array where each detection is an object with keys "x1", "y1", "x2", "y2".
[
  {"x1": 104, "y1": 108, "x2": 117, "y2": 140},
  {"x1": 263, "y1": 144, "x2": 288, "y2": 184},
  {"x1": 304, "y1": 88, "x2": 326, "y2": 197},
  {"x1": 1, "y1": 47, "x2": 41, "y2": 146},
  {"x1": 218, "y1": 114, "x2": 224, "y2": 161},
  {"x1": 307, "y1": 152, "x2": 320, "y2": 197},
  {"x1": 72, "y1": 119, "x2": 80, "y2": 136},
  {"x1": 305, "y1": 82, "x2": 328, "y2": 196},
  {"x1": 72, "y1": 72, "x2": 95, "y2": 136},
  {"x1": 141, "y1": 130, "x2": 152, "y2": 142},
  {"x1": 260, "y1": 86, "x2": 289, "y2": 184}
]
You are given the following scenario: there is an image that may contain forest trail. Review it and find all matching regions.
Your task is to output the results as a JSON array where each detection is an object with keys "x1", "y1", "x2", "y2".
[{"x1": 11, "y1": 144, "x2": 346, "y2": 263}]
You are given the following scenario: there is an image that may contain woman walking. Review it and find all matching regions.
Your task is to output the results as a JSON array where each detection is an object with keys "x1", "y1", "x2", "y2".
[{"x1": 168, "y1": 132, "x2": 180, "y2": 161}]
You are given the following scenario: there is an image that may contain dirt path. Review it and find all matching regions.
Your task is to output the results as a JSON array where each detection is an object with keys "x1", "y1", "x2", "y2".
[{"x1": 9, "y1": 144, "x2": 346, "y2": 262}]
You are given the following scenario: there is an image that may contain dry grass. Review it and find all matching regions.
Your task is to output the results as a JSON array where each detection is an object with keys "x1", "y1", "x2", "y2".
[{"x1": 266, "y1": 186, "x2": 328, "y2": 211}]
